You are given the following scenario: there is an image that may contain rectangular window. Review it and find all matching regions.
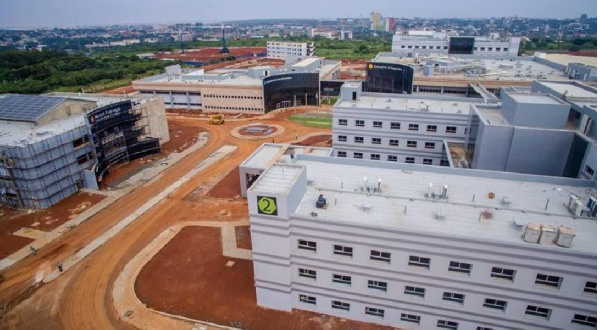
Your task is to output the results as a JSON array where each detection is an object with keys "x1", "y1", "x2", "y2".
[
  {"x1": 423, "y1": 159, "x2": 433, "y2": 165},
  {"x1": 491, "y1": 267, "x2": 515, "y2": 281},
  {"x1": 390, "y1": 122, "x2": 401, "y2": 129},
  {"x1": 299, "y1": 294, "x2": 316, "y2": 305},
  {"x1": 371, "y1": 138, "x2": 381, "y2": 145},
  {"x1": 331, "y1": 300, "x2": 350, "y2": 311},
  {"x1": 333, "y1": 244, "x2": 353, "y2": 257},
  {"x1": 355, "y1": 120, "x2": 365, "y2": 127},
  {"x1": 448, "y1": 261, "x2": 472, "y2": 274},
  {"x1": 442, "y1": 292, "x2": 465, "y2": 304},
  {"x1": 476, "y1": 327, "x2": 494, "y2": 330},
  {"x1": 584, "y1": 281, "x2": 597, "y2": 294},
  {"x1": 338, "y1": 135, "x2": 347, "y2": 142},
  {"x1": 525, "y1": 305, "x2": 551, "y2": 319},
  {"x1": 488, "y1": 47, "x2": 493, "y2": 51},
  {"x1": 337, "y1": 151, "x2": 347, "y2": 158},
  {"x1": 373, "y1": 121, "x2": 383, "y2": 128},
  {"x1": 437, "y1": 320, "x2": 459, "y2": 329},
  {"x1": 354, "y1": 152, "x2": 363, "y2": 159},
  {"x1": 440, "y1": 160, "x2": 450, "y2": 166},
  {"x1": 389, "y1": 139, "x2": 399, "y2": 146},
  {"x1": 406, "y1": 157, "x2": 415, "y2": 163},
  {"x1": 427, "y1": 125, "x2": 437, "y2": 132},
  {"x1": 409, "y1": 255, "x2": 430, "y2": 268},
  {"x1": 354, "y1": 137, "x2": 364, "y2": 143},
  {"x1": 404, "y1": 286, "x2": 426, "y2": 297},
  {"x1": 409, "y1": 124, "x2": 419, "y2": 131},
  {"x1": 585, "y1": 165, "x2": 595, "y2": 177},
  {"x1": 401, "y1": 313, "x2": 421, "y2": 324},
  {"x1": 298, "y1": 239, "x2": 316, "y2": 252},
  {"x1": 436, "y1": 46, "x2": 441, "y2": 49},
  {"x1": 332, "y1": 274, "x2": 352, "y2": 285},
  {"x1": 365, "y1": 307, "x2": 385, "y2": 318},
  {"x1": 370, "y1": 154, "x2": 380, "y2": 161},
  {"x1": 496, "y1": 47, "x2": 501, "y2": 51},
  {"x1": 572, "y1": 314, "x2": 597, "y2": 327},
  {"x1": 407, "y1": 141, "x2": 417, "y2": 148},
  {"x1": 370, "y1": 250, "x2": 391, "y2": 263},
  {"x1": 425, "y1": 142, "x2": 436, "y2": 149},
  {"x1": 368, "y1": 280, "x2": 388, "y2": 292},
  {"x1": 535, "y1": 273, "x2": 562, "y2": 288},
  {"x1": 388, "y1": 155, "x2": 398, "y2": 162},
  {"x1": 298, "y1": 268, "x2": 316, "y2": 279},
  {"x1": 483, "y1": 298, "x2": 507, "y2": 311}
]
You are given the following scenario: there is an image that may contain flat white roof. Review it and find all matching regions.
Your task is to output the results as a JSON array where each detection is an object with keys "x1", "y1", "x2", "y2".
[
  {"x1": 545, "y1": 54, "x2": 597, "y2": 67},
  {"x1": 242, "y1": 144, "x2": 283, "y2": 169},
  {"x1": 0, "y1": 114, "x2": 86, "y2": 147},
  {"x1": 285, "y1": 158, "x2": 597, "y2": 253},
  {"x1": 242, "y1": 143, "x2": 333, "y2": 169},
  {"x1": 292, "y1": 57, "x2": 320, "y2": 68},
  {"x1": 539, "y1": 81, "x2": 597, "y2": 99},
  {"x1": 252, "y1": 163, "x2": 302, "y2": 194},
  {"x1": 510, "y1": 93, "x2": 564, "y2": 105},
  {"x1": 338, "y1": 95, "x2": 476, "y2": 114}
]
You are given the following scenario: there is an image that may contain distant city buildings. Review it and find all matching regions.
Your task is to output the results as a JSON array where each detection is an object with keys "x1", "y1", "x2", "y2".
[{"x1": 267, "y1": 41, "x2": 314, "y2": 61}]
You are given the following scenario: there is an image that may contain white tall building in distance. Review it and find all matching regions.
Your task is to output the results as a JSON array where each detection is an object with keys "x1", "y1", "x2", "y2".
[
  {"x1": 246, "y1": 146, "x2": 597, "y2": 329},
  {"x1": 267, "y1": 41, "x2": 315, "y2": 61}
]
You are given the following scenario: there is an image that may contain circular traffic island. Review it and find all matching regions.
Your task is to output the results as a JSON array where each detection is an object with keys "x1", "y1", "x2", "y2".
[{"x1": 231, "y1": 123, "x2": 284, "y2": 140}]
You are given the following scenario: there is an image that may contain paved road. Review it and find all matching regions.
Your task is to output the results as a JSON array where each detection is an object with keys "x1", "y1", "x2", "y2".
[{"x1": 0, "y1": 109, "x2": 330, "y2": 329}]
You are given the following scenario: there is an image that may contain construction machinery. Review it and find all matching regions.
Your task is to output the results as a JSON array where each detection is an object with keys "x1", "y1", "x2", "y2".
[{"x1": 209, "y1": 114, "x2": 225, "y2": 125}]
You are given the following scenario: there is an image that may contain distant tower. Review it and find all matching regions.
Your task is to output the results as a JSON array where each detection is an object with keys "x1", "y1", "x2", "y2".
[
  {"x1": 179, "y1": 29, "x2": 184, "y2": 54},
  {"x1": 220, "y1": 23, "x2": 229, "y2": 54}
]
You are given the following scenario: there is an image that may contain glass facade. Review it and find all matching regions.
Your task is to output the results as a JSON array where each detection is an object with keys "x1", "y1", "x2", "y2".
[
  {"x1": 364, "y1": 62, "x2": 414, "y2": 94},
  {"x1": 88, "y1": 101, "x2": 160, "y2": 181},
  {"x1": 449, "y1": 37, "x2": 475, "y2": 55},
  {"x1": 320, "y1": 80, "x2": 346, "y2": 97},
  {"x1": 263, "y1": 73, "x2": 320, "y2": 113}
]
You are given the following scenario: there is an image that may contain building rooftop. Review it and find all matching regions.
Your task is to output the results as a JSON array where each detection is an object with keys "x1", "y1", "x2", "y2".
[
  {"x1": 537, "y1": 81, "x2": 597, "y2": 100},
  {"x1": 252, "y1": 155, "x2": 597, "y2": 254},
  {"x1": 545, "y1": 54, "x2": 597, "y2": 68},
  {"x1": 509, "y1": 93, "x2": 564, "y2": 105},
  {"x1": 241, "y1": 143, "x2": 333, "y2": 170},
  {"x1": 338, "y1": 94, "x2": 478, "y2": 114},
  {"x1": 291, "y1": 57, "x2": 320, "y2": 68},
  {"x1": 0, "y1": 114, "x2": 87, "y2": 147},
  {"x1": 0, "y1": 94, "x2": 66, "y2": 122}
]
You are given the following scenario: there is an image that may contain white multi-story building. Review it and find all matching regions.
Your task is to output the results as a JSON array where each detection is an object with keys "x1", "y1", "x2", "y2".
[
  {"x1": 246, "y1": 146, "x2": 597, "y2": 330},
  {"x1": 332, "y1": 82, "x2": 485, "y2": 166},
  {"x1": 392, "y1": 31, "x2": 521, "y2": 57},
  {"x1": 267, "y1": 41, "x2": 315, "y2": 61}
]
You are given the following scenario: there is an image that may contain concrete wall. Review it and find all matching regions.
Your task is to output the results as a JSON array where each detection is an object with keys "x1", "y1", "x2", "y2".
[
  {"x1": 471, "y1": 121, "x2": 513, "y2": 171},
  {"x1": 502, "y1": 94, "x2": 570, "y2": 129},
  {"x1": 139, "y1": 98, "x2": 170, "y2": 145},
  {"x1": 37, "y1": 99, "x2": 97, "y2": 125},
  {"x1": 505, "y1": 128, "x2": 574, "y2": 176},
  {"x1": 580, "y1": 143, "x2": 597, "y2": 181},
  {"x1": 201, "y1": 84, "x2": 264, "y2": 114}
]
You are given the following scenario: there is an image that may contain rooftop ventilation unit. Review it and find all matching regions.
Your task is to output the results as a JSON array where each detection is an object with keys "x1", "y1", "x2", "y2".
[
  {"x1": 556, "y1": 226, "x2": 575, "y2": 248},
  {"x1": 316, "y1": 194, "x2": 327, "y2": 209},
  {"x1": 501, "y1": 196, "x2": 511, "y2": 206},
  {"x1": 587, "y1": 197, "x2": 597, "y2": 217},
  {"x1": 363, "y1": 201, "x2": 373, "y2": 211},
  {"x1": 435, "y1": 210, "x2": 446, "y2": 220},
  {"x1": 538, "y1": 225, "x2": 556, "y2": 245},
  {"x1": 513, "y1": 218, "x2": 525, "y2": 230},
  {"x1": 523, "y1": 223, "x2": 541, "y2": 243}
]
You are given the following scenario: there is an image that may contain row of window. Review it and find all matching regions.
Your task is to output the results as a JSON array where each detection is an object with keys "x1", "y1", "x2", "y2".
[
  {"x1": 170, "y1": 102, "x2": 202, "y2": 106},
  {"x1": 398, "y1": 45, "x2": 510, "y2": 52},
  {"x1": 338, "y1": 119, "x2": 459, "y2": 134},
  {"x1": 203, "y1": 94, "x2": 262, "y2": 99},
  {"x1": 298, "y1": 240, "x2": 596, "y2": 292},
  {"x1": 140, "y1": 90, "x2": 201, "y2": 96},
  {"x1": 204, "y1": 105, "x2": 261, "y2": 111},
  {"x1": 336, "y1": 152, "x2": 449, "y2": 166},
  {"x1": 297, "y1": 294, "x2": 597, "y2": 328},
  {"x1": 338, "y1": 136, "x2": 438, "y2": 149}
]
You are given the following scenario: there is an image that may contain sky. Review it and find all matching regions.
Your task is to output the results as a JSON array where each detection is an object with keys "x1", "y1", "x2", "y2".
[{"x1": 0, "y1": 0, "x2": 597, "y2": 28}]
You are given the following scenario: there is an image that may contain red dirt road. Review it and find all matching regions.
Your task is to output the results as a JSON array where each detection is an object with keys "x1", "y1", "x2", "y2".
[
  {"x1": 0, "y1": 108, "x2": 334, "y2": 329},
  {"x1": 136, "y1": 226, "x2": 388, "y2": 330}
]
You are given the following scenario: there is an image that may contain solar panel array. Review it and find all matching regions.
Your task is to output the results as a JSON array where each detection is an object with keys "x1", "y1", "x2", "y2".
[{"x1": 0, "y1": 94, "x2": 66, "y2": 122}]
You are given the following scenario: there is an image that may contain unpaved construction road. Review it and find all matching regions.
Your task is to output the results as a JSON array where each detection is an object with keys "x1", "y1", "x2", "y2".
[{"x1": 0, "y1": 109, "x2": 330, "y2": 329}]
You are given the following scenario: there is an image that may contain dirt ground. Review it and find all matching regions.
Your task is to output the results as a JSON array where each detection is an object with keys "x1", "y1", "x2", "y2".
[
  {"x1": 295, "y1": 134, "x2": 332, "y2": 147},
  {"x1": 0, "y1": 192, "x2": 105, "y2": 259},
  {"x1": 103, "y1": 120, "x2": 203, "y2": 188},
  {"x1": 156, "y1": 47, "x2": 266, "y2": 62},
  {"x1": 235, "y1": 226, "x2": 252, "y2": 250},
  {"x1": 136, "y1": 226, "x2": 389, "y2": 330},
  {"x1": 103, "y1": 85, "x2": 135, "y2": 95},
  {"x1": 206, "y1": 167, "x2": 241, "y2": 199},
  {"x1": 0, "y1": 107, "x2": 333, "y2": 329}
]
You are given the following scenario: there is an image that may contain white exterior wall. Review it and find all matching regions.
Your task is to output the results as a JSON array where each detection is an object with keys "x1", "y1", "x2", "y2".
[
  {"x1": 267, "y1": 41, "x2": 315, "y2": 60},
  {"x1": 249, "y1": 204, "x2": 596, "y2": 330},
  {"x1": 392, "y1": 35, "x2": 519, "y2": 57},
  {"x1": 201, "y1": 85, "x2": 264, "y2": 115},
  {"x1": 332, "y1": 106, "x2": 469, "y2": 166}
]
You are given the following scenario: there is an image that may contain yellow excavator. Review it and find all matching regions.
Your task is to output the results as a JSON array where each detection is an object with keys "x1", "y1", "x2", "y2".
[{"x1": 209, "y1": 114, "x2": 225, "y2": 125}]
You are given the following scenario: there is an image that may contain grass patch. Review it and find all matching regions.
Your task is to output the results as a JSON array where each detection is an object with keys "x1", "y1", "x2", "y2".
[{"x1": 289, "y1": 114, "x2": 332, "y2": 128}]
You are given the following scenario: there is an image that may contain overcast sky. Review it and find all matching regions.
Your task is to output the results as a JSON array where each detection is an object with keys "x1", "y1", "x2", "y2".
[{"x1": 0, "y1": 0, "x2": 597, "y2": 28}]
